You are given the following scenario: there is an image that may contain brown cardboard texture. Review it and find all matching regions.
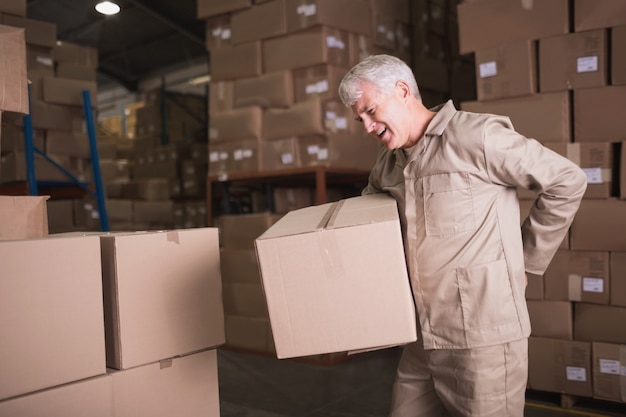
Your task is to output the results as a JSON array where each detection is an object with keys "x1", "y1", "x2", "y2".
[
  {"x1": 285, "y1": 0, "x2": 371, "y2": 35},
  {"x1": 613, "y1": 25, "x2": 626, "y2": 86},
  {"x1": 100, "y1": 229, "x2": 225, "y2": 370},
  {"x1": 592, "y1": 342, "x2": 626, "y2": 403},
  {"x1": 611, "y1": 252, "x2": 626, "y2": 307},
  {"x1": 574, "y1": 86, "x2": 626, "y2": 142},
  {"x1": 111, "y1": 350, "x2": 220, "y2": 417},
  {"x1": 0, "y1": 24, "x2": 28, "y2": 114},
  {"x1": 0, "y1": 375, "x2": 113, "y2": 417},
  {"x1": 575, "y1": 0, "x2": 626, "y2": 32},
  {"x1": 0, "y1": 235, "x2": 106, "y2": 400},
  {"x1": 571, "y1": 199, "x2": 626, "y2": 251},
  {"x1": 255, "y1": 193, "x2": 417, "y2": 359},
  {"x1": 528, "y1": 337, "x2": 592, "y2": 397},
  {"x1": 231, "y1": 0, "x2": 288, "y2": 44},
  {"x1": 0, "y1": 195, "x2": 49, "y2": 240},
  {"x1": 527, "y1": 300, "x2": 573, "y2": 340},
  {"x1": 575, "y1": 303, "x2": 626, "y2": 345}
]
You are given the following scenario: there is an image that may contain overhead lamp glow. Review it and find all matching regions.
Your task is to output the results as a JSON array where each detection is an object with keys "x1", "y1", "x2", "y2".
[{"x1": 95, "y1": 1, "x2": 120, "y2": 15}]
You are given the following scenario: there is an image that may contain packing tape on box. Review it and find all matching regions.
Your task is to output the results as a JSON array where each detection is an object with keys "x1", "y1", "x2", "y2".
[
  {"x1": 568, "y1": 274, "x2": 582, "y2": 301},
  {"x1": 317, "y1": 232, "x2": 344, "y2": 280},
  {"x1": 166, "y1": 230, "x2": 180, "y2": 244}
]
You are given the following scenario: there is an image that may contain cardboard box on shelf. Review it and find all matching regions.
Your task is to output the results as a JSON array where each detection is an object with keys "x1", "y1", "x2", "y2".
[
  {"x1": 0, "y1": 195, "x2": 49, "y2": 240},
  {"x1": 204, "y1": 14, "x2": 232, "y2": 51},
  {"x1": 574, "y1": 0, "x2": 626, "y2": 32},
  {"x1": 592, "y1": 342, "x2": 626, "y2": 403},
  {"x1": 611, "y1": 252, "x2": 626, "y2": 307},
  {"x1": 255, "y1": 193, "x2": 417, "y2": 359},
  {"x1": 527, "y1": 300, "x2": 573, "y2": 340},
  {"x1": 296, "y1": 132, "x2": 379, "y2": 171},
  {"x1": 574, "y1": 86, "x2": 626, "y2": 142},
  {"x1": 210, "y1": 41, "x2": 262, "y2": 81},
  {"x1": 544, "y1": 250, "x2": 610, "y2": 305},
  {"x1": 474, "y1": 40, "x2": 537, "y2": 101},
  {"x1": 575, "y1": 303, "x2": 626, "y2": 345},
  {"x1": 460, "y1": 92, "x2": 571, "y2": 143},
  {"x1": 0, "y1": 0, "x2": 27, "y2": 17},
  {"x1": 261, "y1": 136, "x2": 299, "y2": 171},
  {"x1": 457, "y1": 0, "x2": 569, "y2": 54},
  {"x1": 209, "y1": 105, "x2": 262, "y2": 142},
  {"x1": 263, "y1": 26, "x2": 351, "y2": 72},
  {"x1": 570, "y1": 199, "x2": 626, "y2": 251},
  {"x1": 100, "y1": 229, "x2": 225, "y2": 370},
  {"x1": 528, "y1": 337, "x2": 592, "y2": 397},
  {"x1": 220, "y1": 248, "x2": 262, "y2": 283},
  {"x1": 0, "y1": 14, "x2": 56, "y2": 48},
  {"x1": 292, "y1": 64, "x2": 347, "y2": 103},
  {"x1": 219, "y1": 211, "x2": 282, "y2": 249},
  {"x1": 0, "y1": 235, "x2": 106, "y2": 400},
  {"x1": 539, "y1": 30, "x2": 608, "y2": 93},
  {"x1": 285, "y1": 0, "x2": 370, "y2": 35},
  {"x1": 0, "y1": 24, "x2": 28, "y2": 114},
  {"x1": 197, "y1": 0, "x2": 251, "y2": 19},
  {"x1": 233, "y1": 70, "x2": 294, "y2": 109},
  {"x1": 613, "y1": 25, "x2": 626, "y2": 85},
  {"x1": 230, "y1": 0, "x2": 287, "y2": 44}
]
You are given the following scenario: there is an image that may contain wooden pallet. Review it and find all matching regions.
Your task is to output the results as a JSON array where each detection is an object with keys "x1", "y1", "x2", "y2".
[{"x1": 525, "y1": 390, "x2": 626, "y2": 416}]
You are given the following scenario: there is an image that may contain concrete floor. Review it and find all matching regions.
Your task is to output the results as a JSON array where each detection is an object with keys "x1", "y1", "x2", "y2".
[{"x1": 217, "y1": 347, "x2": 626, "y2": 417}]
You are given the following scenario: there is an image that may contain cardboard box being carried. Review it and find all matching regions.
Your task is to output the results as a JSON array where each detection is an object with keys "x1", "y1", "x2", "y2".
[
  {"x1": 0, "y1": 195, "x2": 49, "y2": 240},
  {"x1": 255, "y1": 193, "x2": 417, "y2": 359}
]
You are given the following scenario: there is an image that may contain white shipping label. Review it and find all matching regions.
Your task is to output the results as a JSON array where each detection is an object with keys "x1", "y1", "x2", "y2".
[
  {"x1": 297, "y1": 4, "x2": 316, "y2": 17},
  {"x1": 599, "y1": 359, "x2": 621, "y2": 375},
  {"x1": 209, "y1": 128, "x2": 218, "y2": 140},
  {"x1": 326, "y1": 36, "x2": 345, "y2": 50},
  {"x1": 219, "y1": 152, "x2": 228, "y2": 161},
  {"x1": 566, "y1": 366, "x2": 587, "y2": 382},
  {"x1": 583, "y1": 167, "x2": 603, "y2": 184},
  {"x1": 582, "y1": 277, "x2": 604, "y2": 293},
  {"x1": 234, "y1": 150, "x2": 243, "y2": 160},
  {"x1": 308, "y1": 145, "x2": 319, "y2": 155},
  {"x1": 242, "y1": 149, "x2": 253, "y2": 158},
  {"x1": 37, "y1": 56, "x2": 54, "y2": 67},
  {"x1": 306, "y1": 80, "x2": 329, "y2": 94},
  {"x1": 281, "y1": 153, "x2": 294, "y2": 165},
  {"x1": 577, "y1": 56, "x2": 598, "y2": 73},
  {"x1": 221, "y1": 28, "x2": 232, "y2": 40},
  {"x1": 209, "y1": 152, "x2": 218, "y2": 162},
  {"x1": 479, "y1": 61, "x2": 497, "y2": 78},
  {"x1": 335, "y1": 117, "x2": 348, "y2": 130},
  {"x1": 318, "y1": 148, "x2": 329, "y2": 160}
]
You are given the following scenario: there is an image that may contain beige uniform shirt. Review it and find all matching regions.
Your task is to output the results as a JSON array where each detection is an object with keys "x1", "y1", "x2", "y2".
[{"x1": 363, "y1": 101, "x2": 587, "y2": 350}]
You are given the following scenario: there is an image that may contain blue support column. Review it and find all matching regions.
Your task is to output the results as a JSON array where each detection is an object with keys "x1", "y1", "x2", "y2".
[
  {"x1": 82, "y1": 90, "x2": 110, "y2": 232},
  {"x1": 23, "y1": 84, "x2": 38, "y2": 196}
]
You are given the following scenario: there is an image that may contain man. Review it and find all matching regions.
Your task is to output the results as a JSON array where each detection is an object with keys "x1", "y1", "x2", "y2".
[{"x1": 338, "y1": 54, "x2": 587, "y2": 417}]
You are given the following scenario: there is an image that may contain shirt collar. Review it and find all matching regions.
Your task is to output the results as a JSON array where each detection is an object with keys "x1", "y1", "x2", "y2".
[{"x1": 424, "y1": 99, "x2": 457, "y2": 137}]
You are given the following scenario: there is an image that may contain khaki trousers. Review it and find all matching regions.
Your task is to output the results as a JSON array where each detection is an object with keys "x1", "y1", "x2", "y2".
[{"x1": 389, "y1": 338, "x2": 528, "y2": 417}]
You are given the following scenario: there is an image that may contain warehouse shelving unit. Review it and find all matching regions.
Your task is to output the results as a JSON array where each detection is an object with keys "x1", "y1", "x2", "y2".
[{"x1": 205, "y1": 166, "x2": 370, "y2": 226}]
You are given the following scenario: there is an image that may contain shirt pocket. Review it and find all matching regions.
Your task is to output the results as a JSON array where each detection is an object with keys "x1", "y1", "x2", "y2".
[
  {"x1": 457, "y1": 258, "x2": 518, "y2": 330},
  {"x1": 422, "y1": 172, "x2": 476, "y2": 236}
]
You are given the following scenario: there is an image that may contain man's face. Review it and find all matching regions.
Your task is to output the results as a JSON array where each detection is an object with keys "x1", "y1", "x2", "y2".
[{"x1": 350, "y1": 81, "x2": 410, "y2": 150}]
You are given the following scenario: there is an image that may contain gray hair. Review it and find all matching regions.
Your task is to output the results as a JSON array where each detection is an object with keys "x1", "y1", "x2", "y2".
[{"x1": 338, "y1": 54, "x2": 420, "y2": 107}]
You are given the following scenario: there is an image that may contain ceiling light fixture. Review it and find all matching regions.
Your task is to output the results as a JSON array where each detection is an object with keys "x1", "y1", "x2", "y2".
[{"x1": 95, "y1": 1, "x2": 120, "y2": 15}]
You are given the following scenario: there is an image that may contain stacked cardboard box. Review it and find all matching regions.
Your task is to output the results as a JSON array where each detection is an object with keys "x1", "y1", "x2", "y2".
[
  {"x1": 458, "y1": 0, "x2": 626, "y2": 403},
  {"x1": 200, "y1": 0, "x2": 397, "y2": 178},
  {"x1": 0, "y1": 197, "x2": 224, "y2": 415}
]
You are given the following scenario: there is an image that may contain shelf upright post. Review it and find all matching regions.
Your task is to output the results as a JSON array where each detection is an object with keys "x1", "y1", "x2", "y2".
[
  {"x1": 23, "y1": 84, "x2": 38, "y2": 196},
  {"x1": 161, "y1": 76, "x2": 168, "y2": 146},
  {"x1": 82, "y1": 89, "x2": 110, "y2": 232}
]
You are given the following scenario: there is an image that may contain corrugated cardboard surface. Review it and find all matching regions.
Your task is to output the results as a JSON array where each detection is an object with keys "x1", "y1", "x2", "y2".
[
  {"x1": 574, "y1": 86, "x2": 626, "y2": 142},
  {"x1": 571, "y1": 199, "x2": 626, "y2": 251},
  {"x1": 0, "y1": 24, "x2": 28, "y2": 114},
  {"x1": 197, "y1": 0, "x2": 251, "y2": 19},
  {"x1": 209, "y1": 105, "x2": 263, "y2": 142},
  {"x1": 528, "y1": 337, "x2": 593, "y2": 397},
  {"x1": 544, "y1": 250, "x2": 610, "y2": 304},
  {"x1": 231, "y1": 0, "x2": 288, "y2": 44},
  {"x1": 285, "y1": 0, "x2": 371, "y2": 35},
  {"x1": 574, "y1": 0, "x2": 626, "y2": 32},
  {"x1": 527, "y1": 300, "x2": 573, "y2": 339},
  {"x1": 0, "y1": 195, "x2": 49, "y2": 240},
  {"x1": 539, "y1": 30, "x2": 608, "y2": 93},
  {"x1": 296, "y1": 132, "x2": 379, "y2": 171},
  {"x1": 475, "y1": 40, "x2": 537, "y2": 101},
  {"x1": 0, "y1": 375, "x2": 113, "y2": 417},
  {"x1": 210, "y1": 41, "x2": 262, "y2": 81},
  {"x1": 457, "y1": 0, "x2": 569, "y2": 54},
  {"x1": 575, "y1": 303, "x2": 626, "y2": 345},
  {"x1": 255, "y1": 193, "x2": 417, "y2": 358},
  {"x1": 592, "y1": 342, "x2": 626, "y2": 402},
  {"x1": 0, "y1": 0, "x2": 27, "y2": 17},
  {"x1": 100, "y1": 229, "x2": 225, "y2": 370},
  {"x1": 261, "y1": 136, "x2": 299, "y2": 171},
  {"x1": 0, "y1": 235, "x2": 106, "y2": 400},
  {"x1": 461, "y1": 91, "x2": 571, "y2": 143},
  {"x1": 0, "y1": 14, "x2": 56, "y2": 48},
  {"x1": 293, "y1": 64, "x2": 347, "y2": 103},
  {"x1": 111, "y1": 350, "x2": 220, "y2": 417},
  {"x1": 234, "y1": 70, "x2": 294, "y2": 109}
]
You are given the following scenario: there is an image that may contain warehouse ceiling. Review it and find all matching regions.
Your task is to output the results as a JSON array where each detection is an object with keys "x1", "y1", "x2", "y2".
[{"x1": 27, "y1": 0, "x2": 208, "y2": 92}]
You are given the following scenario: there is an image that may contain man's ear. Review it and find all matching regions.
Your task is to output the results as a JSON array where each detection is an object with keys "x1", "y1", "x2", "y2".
[{"x1": 396, "y1": 80, "x2": 411, "y2": 100}]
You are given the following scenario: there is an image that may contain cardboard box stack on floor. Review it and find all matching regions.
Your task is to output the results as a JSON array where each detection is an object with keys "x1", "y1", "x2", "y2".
[
  {"x1": 0, "y1": 197, "x2": 224, "y2": 415},
  {"x1": 458, "y1": 0, "x2": 626, "y2": 403}
]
